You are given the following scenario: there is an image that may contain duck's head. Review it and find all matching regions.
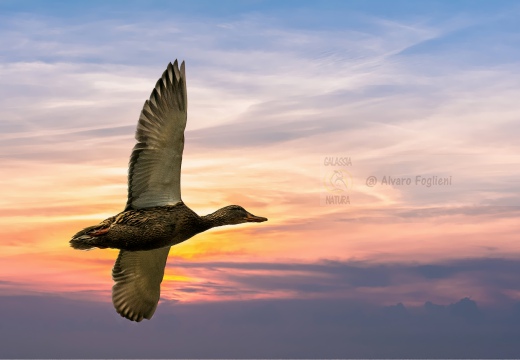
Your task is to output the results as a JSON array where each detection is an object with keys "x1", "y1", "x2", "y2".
[{"x1": 208, "y1": 205, "x2": 268, "y2": 226}]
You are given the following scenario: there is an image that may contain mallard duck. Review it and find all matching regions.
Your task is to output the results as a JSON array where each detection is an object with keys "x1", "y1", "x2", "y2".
[{"x1": 70, "y1": 60, "x2": 267, "y2": 322}]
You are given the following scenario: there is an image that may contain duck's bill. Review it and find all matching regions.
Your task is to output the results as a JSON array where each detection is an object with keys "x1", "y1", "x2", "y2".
[{"x1": 245, "y1": 213, "x2": 268, "y2": 222}]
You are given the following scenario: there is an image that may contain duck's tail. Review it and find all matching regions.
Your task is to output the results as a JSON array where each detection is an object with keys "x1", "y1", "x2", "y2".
[
  {"x1": 69, "y1": 222, "x2": 111, "y2": 250},
  {"x1": 70, "y1": 235, "x2": 97, "y2": 250}
]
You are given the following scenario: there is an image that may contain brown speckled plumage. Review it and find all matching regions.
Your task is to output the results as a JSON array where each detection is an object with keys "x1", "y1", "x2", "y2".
[
  {"x1": 71, "y1": 203, "x2": 204, "y2": 251},
  {"x1": 69, "y1": 60, "x2": 267, "y2": 322}
]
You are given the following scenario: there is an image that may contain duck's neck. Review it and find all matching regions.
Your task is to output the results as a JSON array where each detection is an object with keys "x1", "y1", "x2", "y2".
[{"x1": 199, "y1": 210, "x2": 231, "y2": 231}]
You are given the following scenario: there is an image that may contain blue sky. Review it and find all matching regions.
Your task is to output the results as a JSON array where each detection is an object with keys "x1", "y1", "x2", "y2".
[{"x1": 2, "y1": 0, "x2": 520, "y2": 358}]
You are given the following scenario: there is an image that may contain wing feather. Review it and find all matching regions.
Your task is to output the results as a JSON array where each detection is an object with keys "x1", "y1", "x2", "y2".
[
  {"x1": 126, "y1": 60, "x2": 187, "y2": 210},
  {"x1": 112, "y1": 247, "x2": 171, "y2": 322}
]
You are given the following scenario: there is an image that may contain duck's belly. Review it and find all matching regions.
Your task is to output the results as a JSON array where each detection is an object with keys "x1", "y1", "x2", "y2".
[
  {"x1": 107, "y1": 225, "x2": 190, "y2": 251},
  {"x1": 101, "y1": 212, "x2": 200, "y2": 251}
]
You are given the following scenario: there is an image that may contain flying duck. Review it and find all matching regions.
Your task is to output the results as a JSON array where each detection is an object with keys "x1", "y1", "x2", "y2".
[{"x1": 70, "y1": 60, "x2": 267, "y2": 322}]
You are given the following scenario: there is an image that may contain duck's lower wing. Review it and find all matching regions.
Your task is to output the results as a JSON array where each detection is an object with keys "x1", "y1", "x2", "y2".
[{"x1": 112, "y1": 247, "x2": 171, "y2": 322}]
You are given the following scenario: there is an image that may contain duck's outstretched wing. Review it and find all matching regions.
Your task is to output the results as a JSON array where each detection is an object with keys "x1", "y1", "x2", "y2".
[
  {"x1": 112, "y1": 247, "x2": 171, "y2": 322},
  {"x1": 125, "y1": 60, "x2": 187, "y2": 210}
]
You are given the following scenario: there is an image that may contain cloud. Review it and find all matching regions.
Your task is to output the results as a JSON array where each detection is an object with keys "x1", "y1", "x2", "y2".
[
  {"x1": 160, "y1": 257, "x2": 520, "y2": 305},
  {"x1": 1, "y1": 5, "x2": 520, "y2": 357},
  {"x1": 1, "y1": 294, "x2": 520, "y2": 358},
  {"x1": 2, "y1": 4, "x2": 519, "y2": 217}
]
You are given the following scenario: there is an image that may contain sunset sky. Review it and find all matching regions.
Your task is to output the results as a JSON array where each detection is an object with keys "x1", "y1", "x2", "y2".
[{"x1": 1, "y1": 0, "x2": 520, "y2": 357}]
